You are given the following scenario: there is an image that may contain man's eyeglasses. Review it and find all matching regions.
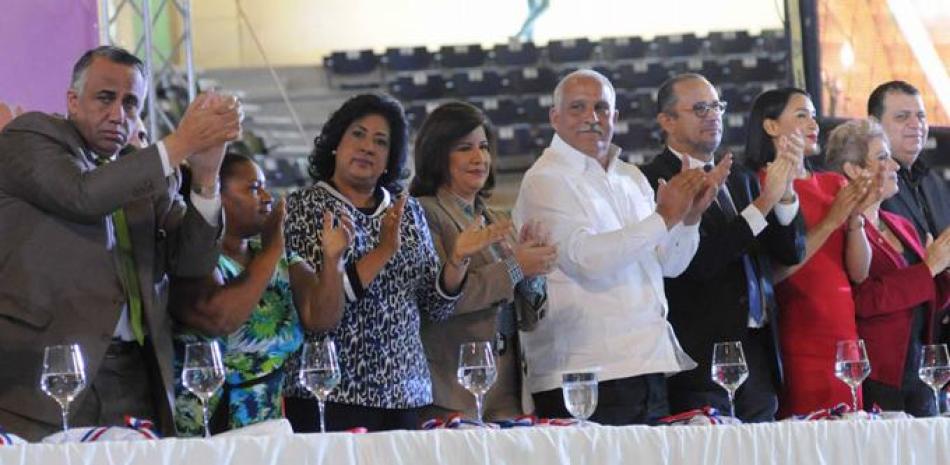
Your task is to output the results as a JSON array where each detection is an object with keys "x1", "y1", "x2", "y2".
[{"x1": 684, "y1": 101, "x2": 728, "y2": 118}]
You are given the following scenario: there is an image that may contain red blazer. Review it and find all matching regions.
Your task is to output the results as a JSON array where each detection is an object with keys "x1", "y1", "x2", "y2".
[{"x1": 853, "y1": 210, "x2": 950, "y2": 388}]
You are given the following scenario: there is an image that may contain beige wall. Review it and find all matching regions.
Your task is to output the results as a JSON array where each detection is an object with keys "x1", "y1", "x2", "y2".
[{"x1": 192, "y1": 0, "x2": 786, "y2": 69}]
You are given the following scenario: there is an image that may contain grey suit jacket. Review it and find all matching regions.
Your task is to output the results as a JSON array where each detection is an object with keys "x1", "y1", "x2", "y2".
[
  {"x1": 0, "y1": 112, "x2": 220, "y2": 435},
  {"x1": 418, "y1": 190, "x2": 546, "y2": 417}
]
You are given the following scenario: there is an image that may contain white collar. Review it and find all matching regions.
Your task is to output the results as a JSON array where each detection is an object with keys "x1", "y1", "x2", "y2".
[
  {"x1": 551, "y1": 134, "x2": 623, "y2": 174},
  {"x1": 667, "y1": 146, "x2": 713, "y2": 170}
]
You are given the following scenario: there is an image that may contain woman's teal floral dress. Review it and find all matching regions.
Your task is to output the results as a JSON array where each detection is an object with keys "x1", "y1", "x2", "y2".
[{"x1": 173, "y1": 243, "x2": 304, "y2": 435}]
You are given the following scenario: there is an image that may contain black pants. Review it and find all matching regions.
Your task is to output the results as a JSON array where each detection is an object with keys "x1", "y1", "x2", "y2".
[
  {"x1": 532, "y1": 373, "x2": 669, "y2": 425},
  {"x1": 668, "y1": 327, "x2": 779, "y2": 422},
  {"x1": 284, "y1": 396, "x2": 422, "y2": 432}
]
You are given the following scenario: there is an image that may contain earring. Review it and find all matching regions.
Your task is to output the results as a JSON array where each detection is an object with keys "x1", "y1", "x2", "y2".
[{"x1": 331, "y1": 150, "x2": 337, "y2": 156}]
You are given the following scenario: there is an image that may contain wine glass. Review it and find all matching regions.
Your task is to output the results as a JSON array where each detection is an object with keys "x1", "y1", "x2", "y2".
[
  {"x1": 834, "y1": 339, "x2": 871, "y2": 413},
  {"x1": 562, "y1": 370, "x2": 598, "y2": 426},
  {"x1": 711, "y1": 341, "x2": 749, "y2": 418},
  {"x1": 919, "y1": 344, "x2": 950, "y2": 415},
  {"x1": 40, "y1": 344, "x2": 87, "y2": 440},
  {"x1": 298, "y1": 338, "x2": 340, "y2": 433},
  {"x1": 182, "y1": 340, "x2": 226, "y2": 438},
  {"x1": 457, "y1": 341, "x2": 497, "y2": 424}
]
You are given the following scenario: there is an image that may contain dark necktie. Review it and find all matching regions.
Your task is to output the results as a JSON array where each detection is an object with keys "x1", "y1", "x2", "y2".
[{"x1": 708, "y1": 170, "x2": 766, "y2": 325}]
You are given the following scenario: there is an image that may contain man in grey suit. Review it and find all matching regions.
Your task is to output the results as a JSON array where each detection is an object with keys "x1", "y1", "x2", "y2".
[{"x1": 0, "y1": 46, "x2": 241, "y2": 440}]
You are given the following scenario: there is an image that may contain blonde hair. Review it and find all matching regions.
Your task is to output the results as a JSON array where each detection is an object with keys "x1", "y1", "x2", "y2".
[{"x1": 824, "y1": 118, "x2": 888, "y2": 173}]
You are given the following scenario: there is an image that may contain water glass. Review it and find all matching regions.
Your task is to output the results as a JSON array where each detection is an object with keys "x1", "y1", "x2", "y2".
[
  {"x1": 298, "y1": 338, "x2": 341, "y2": 433},
  {"x1": 457, "y1": 341, "x2": 497, "y2": 424},
  {"x1": 40, "y1": 344, "x2": 87, "y2": 438},
  {"x1": 182, "y1": 340, "x2": 226, "y2": 437},
  {"x1": 834, "y1": 339, "x2": 871, "y2": 413},
  {"x1": 711, "y1": 341, "x2": 749, "y2": 418},
  {"x1": 919, "y1": 344, "x2": 950, "y2": 415},
  {"x1": 562, "y1": 371, "x2": 598, "y2": 425}
]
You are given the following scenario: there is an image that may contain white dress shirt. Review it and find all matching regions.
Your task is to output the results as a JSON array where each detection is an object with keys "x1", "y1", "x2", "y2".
[{"x1": 512, "y1": 135, "x2": 699, "y2": 393}]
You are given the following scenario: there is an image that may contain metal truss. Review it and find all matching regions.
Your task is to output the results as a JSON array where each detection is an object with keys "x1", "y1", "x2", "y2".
[{"x1": 98, "y1": 0, "x2": 195, "y2": 139}]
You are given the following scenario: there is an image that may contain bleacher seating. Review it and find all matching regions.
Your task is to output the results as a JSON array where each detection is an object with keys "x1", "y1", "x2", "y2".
[
  {"x1": 650, "y1": 33, "x2": 703, "y2": 58},
  {"x1": 309, "y1": 28, "x2": 793, "y2": 172},
  {"x1": 449, "y1": 69, "x2": 505, "y2": 97},
  {"x1": 547, "y1": 38, "x2": 596, "y2": 63},
  {"x1": 492, "y1": 41, "x2": 542, "y2": 66},
  {"x1": 439, "y1": 44, "x2": 488, "y2": 68},
  {"x1": 382, "y1": 47, "x2": 434, "y2": 72}
]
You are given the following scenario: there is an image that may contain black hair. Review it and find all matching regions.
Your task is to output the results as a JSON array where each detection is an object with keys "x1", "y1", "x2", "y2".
[
  {"x1": 307, "y1": 93, "x2": 409, "y2": 193},
  {"x1": 71, "y1": 46, "x2": 147, "y2": 91},
  {"x1": 409, "y1": 101, "x2": 497, "y2": 198},
  {"x1": 742, "y1": 87, "x2": 811, "y2": 172},
  {"x1": 867, "y1": 80, "x2": 920, "y2": 119}
]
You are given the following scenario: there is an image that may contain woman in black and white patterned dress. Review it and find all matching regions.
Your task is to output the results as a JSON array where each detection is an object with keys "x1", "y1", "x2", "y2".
[{"x1": 282, "y1": 94, "x2": 507, "y2": 432}]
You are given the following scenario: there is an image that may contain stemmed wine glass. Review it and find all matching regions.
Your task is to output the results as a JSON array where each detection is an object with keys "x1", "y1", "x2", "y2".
[
  {"x1": 562, "y1": 370, "x2": 598, "y2": 426},
  {"x1": 298, "y1": 338, "x2": 341, "y2": 433},
  {"x1": 711, "y1": 341, "x2": 749, "y2": 418},
  {"x1": 182, "y1": 340, "x2": 226, "y2": 438},
  {"x1": 918, "y1": 344, "x2": 950, "y2": 415},
  {"x1": 40, "y1": 344, "x2": 87, "y2": 440},
  {"x1": 457, "y1": 341, "x2": 497, "y2": 424},
  {"x1": 834, "y1": 339, "x2": 871, "y2": 413}
]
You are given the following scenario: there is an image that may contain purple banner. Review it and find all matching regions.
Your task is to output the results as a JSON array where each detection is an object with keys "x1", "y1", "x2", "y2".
[{"x1": 0, "y1": 0, "x2": 100, "y2": 114}]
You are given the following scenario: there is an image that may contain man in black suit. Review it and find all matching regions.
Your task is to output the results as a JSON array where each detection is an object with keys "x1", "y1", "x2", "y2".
[
  {"x1": 870, "y1": 81, "x2": 950, "y2": 345},
  {"x1": 640, "y1": 73, "x2": 806, "y2": 421}
]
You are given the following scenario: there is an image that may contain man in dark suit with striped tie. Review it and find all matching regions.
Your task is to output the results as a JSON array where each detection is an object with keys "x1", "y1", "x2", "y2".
[{"x1": 640, "y1": 73, "x2": 806, "y2": 421}]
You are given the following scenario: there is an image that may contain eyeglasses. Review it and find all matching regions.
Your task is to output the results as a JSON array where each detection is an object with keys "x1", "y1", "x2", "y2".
[{"x1": 683, "y1": 101, "x2": 728, "y2": 118}]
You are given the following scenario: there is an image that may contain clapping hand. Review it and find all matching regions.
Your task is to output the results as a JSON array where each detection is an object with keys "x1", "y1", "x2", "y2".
[
  {"x1": 378, "y1": 195, "x2": 408, "y2": 256},
  {"x1": 925, "y1": 228, "x2": 950, "y2": 276},
  {"x1": 262, "y1": 197, "x2": 287, "y2": 252},
  {"x1": 450, "y1": 216, "x2": 509, "y2": 267},
  {"x1": 656, "y1": 160, "x2": 708, "y2": 229},
  {"x1": 826, "y1": 175, "x2": 871, "y2": 228},
  {"x1": 684, "y1": 153, "x2": 733, "y2": 225},
  {"x1": 322, "y1": 210, "x2": 355, "y2": 270},
  {"x1": 512, "y1": 220, "x2": 558, "y2": 277}
]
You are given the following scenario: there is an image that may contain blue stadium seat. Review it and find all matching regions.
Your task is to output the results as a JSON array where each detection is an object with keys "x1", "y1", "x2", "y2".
[
  {"x1": 615, "y1": 62, "x2": 671, "y2": 88},
  {"x1": 323, "y1": 50, "x2": 379, "y2": 75},
  {"x1": 507, "y1": 66, "x2": 558, "y2": 94},
  {"x1": 404, "y1": 103, "x2": 429, "y2": 129},
  {"x1": 728, "y1": 56, "x2": 788, "y2": 82},
  {"x1": 382, "y1": 47, "x2": 434, "y2": 72},
  {"x1": 601, "y1": 36, "x2": 648, "y2": 61},
  {"x1": 479, "y1": 97, "x2": 522, "y2": 126},
  {"x1": 759, "y1": 29, "x2": 788, "y2": 54},
  {"x1": 492, "y1": 41, "x2": 542, "y2": 66},
  {"x1": 439, "y1": 44, "x2": 487, "y2": 68},
  {"x1": 707, "y1": 30, "x2": 756, "y2": 55},
  {"x1": 612, "y1": 120, "x2": 658, "y2": 152},
  {"x1": 521, "y1": 95, "x2": 554, "y2": 124},
  {"x1": 649, "y1": 33, "x2": 702, "y2": 58},
  {"x1": 496, "y1": 125, "x2": 534, "y2": 157},
  {"x1": 449, "y1": 69, "x2": 504, "y2": 97},
  {"x1": 388, "y1": 72, "x2": 446, "y2": 100},
  {"x1": 723, "y1": 113, "x2": 748, "y2": 147},
  {"x1": 548, "y1": 38, "x2": 596, "y2": 63}
]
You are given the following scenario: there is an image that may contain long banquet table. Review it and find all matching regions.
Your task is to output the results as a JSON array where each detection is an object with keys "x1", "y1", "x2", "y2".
[{"x1": 2, "y1": 417, "x2": 949, "y2": 465}]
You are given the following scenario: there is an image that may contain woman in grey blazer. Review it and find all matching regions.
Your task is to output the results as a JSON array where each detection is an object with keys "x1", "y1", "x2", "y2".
[{"x1": 410, "y1": 102, "x2": 557, "y2": 422}]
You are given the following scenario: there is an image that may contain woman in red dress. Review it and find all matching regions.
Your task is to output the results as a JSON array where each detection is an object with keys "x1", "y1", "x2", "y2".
[
  {"x1": 743, "y1": 88, "x2": 877, "y2": 417},
  {"x1": 825, "y1": 119, "x2": 950, "y2": 416}
]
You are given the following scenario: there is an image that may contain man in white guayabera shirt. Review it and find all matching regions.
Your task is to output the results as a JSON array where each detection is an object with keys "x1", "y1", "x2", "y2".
[{"x1": 513, "y1": 69, "x2": 725, "y2": 425}]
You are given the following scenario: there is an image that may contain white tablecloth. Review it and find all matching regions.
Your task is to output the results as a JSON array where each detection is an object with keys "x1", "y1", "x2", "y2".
[{"x1": 2, "y1": 418, "x2": 949, "y2": 464}]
